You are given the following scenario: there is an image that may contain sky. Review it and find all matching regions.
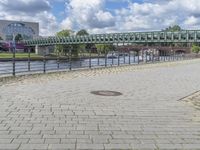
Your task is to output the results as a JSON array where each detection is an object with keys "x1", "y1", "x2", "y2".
[{"x1": 0, "y1": 0, "x2": 200, "y2": 36}]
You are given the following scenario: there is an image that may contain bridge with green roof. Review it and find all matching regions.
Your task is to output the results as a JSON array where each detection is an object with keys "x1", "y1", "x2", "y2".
[{"x1": 24, "y1": 30, "x2": 200, "y2": 46}]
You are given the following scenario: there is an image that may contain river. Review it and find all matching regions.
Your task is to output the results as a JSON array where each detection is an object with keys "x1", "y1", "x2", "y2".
[{"x1": 0, "y1": 56, "x2": 142, "y2": 76}]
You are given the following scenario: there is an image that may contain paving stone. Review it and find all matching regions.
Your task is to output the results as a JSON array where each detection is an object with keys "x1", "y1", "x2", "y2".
[
  {"x1": 12, "y1": 138, "x2": 29, "y2": 144},
  {"x1": 61, "y1": 138, "x2": 76, "y2": 144},
  {"x1": 156, "y1": 144, "x2": 183, "y2": 150},
  {"x1": 19, "y1": 144, "x2": 48, "y2": 150},
  {"x1": 0, "y1": 138, "x2": 12, "y2": 144},
  {"x1": 0, "y1": 144, "x2": 20, "y2": 150},
  {"x1": 104, "y1": 144, "x2": 132, "y2": 150},
  {"x1": 182, "y1": 144, "x2": 200, "y2": 150},
  {"x1": 48, "y1": 144, "x2": 75, "y2": 150},
  {"x1": 45, "y1": 138, "x2": 60, "y2": 144},
  {"x1": 29, "y1": 138, "x2": 45, "y2": 144},
  {"x1": 131, "y1": 143, "x2": 157, "y2": 150},
  {"x1": 76, "y1": 144, "x2": 104, "y2": 150}
]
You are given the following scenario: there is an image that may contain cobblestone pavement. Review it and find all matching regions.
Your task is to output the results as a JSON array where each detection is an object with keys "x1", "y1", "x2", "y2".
[{"x1": 0, "y1": 59, "x2": 200, "y2": 150}]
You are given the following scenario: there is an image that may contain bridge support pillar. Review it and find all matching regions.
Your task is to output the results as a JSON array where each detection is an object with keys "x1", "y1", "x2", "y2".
[{"x1": 35, "y1": 45, "x2": 50, "y2": 55}]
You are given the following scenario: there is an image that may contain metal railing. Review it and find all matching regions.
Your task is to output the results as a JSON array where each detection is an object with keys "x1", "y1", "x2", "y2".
[{"x1": 0, "y1": 50, "x2": 199, "y2": 77}]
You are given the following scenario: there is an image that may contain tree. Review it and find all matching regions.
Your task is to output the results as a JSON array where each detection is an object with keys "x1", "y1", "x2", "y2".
[
  {"x1": 163, "y1": 25, "x2": 182, "y2": 32},
  {"x1": 55, "y1": 29, "x2": 73, "y2": 56},
  {"x1": 191, "y1": 44, "x2": 200, "y2": 54},
  {"x1": 95, "y1": 44, "x2": 115, "y2": 54},
  {"x1": 75, "y1": 29, "x2": 89, "y2": 56},
  {"x1": 15, "y1": 34, "x2": 23, "y2": 42},
  {"x1": 0, "y1": 36, "x2": 3, "y2": 40},
  {"x1": 161, "y1": 25, "x2": 183, "y2": 47},
  {"x1": 76, "y1": 29, "x2": 89, "y2": 36},
  {"x1": 57, "y1": 29, "x2": 72, "y2": 37}
]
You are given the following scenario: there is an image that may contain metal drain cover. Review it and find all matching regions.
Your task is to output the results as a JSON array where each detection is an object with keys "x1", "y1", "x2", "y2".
[{"x1": 91, "y1": 90, "x2": 122, "y2": 96}]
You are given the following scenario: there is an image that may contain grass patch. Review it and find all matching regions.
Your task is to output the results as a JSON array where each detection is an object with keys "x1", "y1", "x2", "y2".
[{"x1": 0, "y1": 52, "x2": 42, "y2": 59}]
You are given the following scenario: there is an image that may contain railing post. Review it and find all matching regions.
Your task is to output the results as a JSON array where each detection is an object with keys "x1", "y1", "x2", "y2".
[
  {"x1": 133, "y1": 51, "x2": 136, "y2": 63},
  {"x1": 152, "y1": 50, "x2": 154, "y2": 63},
  {"x1": 57, "y1": 51, "x2": 60, "y2": 69},
  {"x1": 142, "y1": 50, "x2": 144, "y2": 62},
  {"x1": 98, "y1": 51, "x2": 100, "y2": 66},
  {"x1": 116, "y1": 43, "x2": 120, "y2": 66},
  {"x1": 89, "y1": 48, "x2": 91, "y2": 68},
  {"x1": 112, "y1": 52, "x2": 114, "y2": 66},
  {"x1": 137, "y1": 50, "x2": 140, "y2": 64},
  {"x1": 164, "y1": 51, "x2": 166, "y2": 61},
  {"x1": 12, "y1": 46, "x2": 16, "y2": 76},
  {"x1": 105, "y1": 52, "x2": 107, "y2": 67},
  {"x1": 123, "y1": 51, "x2": 125, "y2": 64},
  {"x1": 28, "y1": 48, "x2": 31, "y2": 71},
  {"x1": 145, "y1": 50, "x2": 147, "y2": 63},
  {"x1": 43, "y1": 50, "x2": 46, "y2": 73},
  {"x1": 69, "y1": 49, "x2": 72, "y2": 70},
  {"x1": 129, "y1": 51, "x2": 131, "y2": 65}
]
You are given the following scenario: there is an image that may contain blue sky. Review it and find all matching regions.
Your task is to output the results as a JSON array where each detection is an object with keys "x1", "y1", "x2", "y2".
[{"x1": 0, "y1": 0, "x2": 199, "y2": 35}]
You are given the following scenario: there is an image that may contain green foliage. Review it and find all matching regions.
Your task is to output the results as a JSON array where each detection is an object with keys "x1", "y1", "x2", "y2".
[
  {"x1": 95, "y1": 44, "x2": 115, "y2": 54},
  {"x1": 57, "y1": 29, "x2": 72, "y2": 37},
  {"x1": 163, "y1": 25, "x2": 182, "y2": 32},
  {"x1": 15, "y1": 34, "x2": 23, "y2": 42},
  {"x1": 55, "y1": 30, "x2": 73, "y2": 55},
  {"x1": 75, "y1": 29, "x2": 90, "y2": 56},
  {"x1": 191, "y1": 44, "x2": 200, "y2": 53},
  {"x1": 76, "y1": 29, "x2": 89, "y2": 36}
]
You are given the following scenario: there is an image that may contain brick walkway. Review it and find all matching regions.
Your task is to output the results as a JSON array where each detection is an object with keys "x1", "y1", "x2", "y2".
[{"x1": 0, "y1": 60, "x2": 200, "y2": 150}]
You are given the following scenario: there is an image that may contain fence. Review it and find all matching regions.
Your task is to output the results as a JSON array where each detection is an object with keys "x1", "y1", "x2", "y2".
[{"x1": 0, "y1": 50, "x2": 198, "y2": 77}]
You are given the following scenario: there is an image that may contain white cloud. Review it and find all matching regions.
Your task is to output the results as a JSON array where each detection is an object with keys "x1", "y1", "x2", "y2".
[
  {"x1": 184, "y1": 16, "x2": 198, "y2": 25},
  {"x1": 1, "y1": 0, "x2": 200, "y2": 36},
  {"x1": 62, "y1": 0, "x2": 115, "y2": 30},
  {"x1": 61, "y1": 0, "x2": 200, "y2": 34},
  {"x1": 60, "y1": 18, "x2": 73, "y2": 30}
]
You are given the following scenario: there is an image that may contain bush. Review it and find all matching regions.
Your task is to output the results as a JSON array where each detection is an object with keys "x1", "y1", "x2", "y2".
[{"x1": 191, "y1": 44, "x2": 200, "y2": 54}]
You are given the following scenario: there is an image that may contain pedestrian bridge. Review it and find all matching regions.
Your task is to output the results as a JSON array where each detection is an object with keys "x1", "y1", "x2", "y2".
[{"x1": 24, "y1": 30, "x2": 200, "y2": 46}]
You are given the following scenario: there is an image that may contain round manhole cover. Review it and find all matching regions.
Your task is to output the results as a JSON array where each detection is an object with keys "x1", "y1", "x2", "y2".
[{"x1": 91, "y1": 90, "x2": 122, "y2": 96}]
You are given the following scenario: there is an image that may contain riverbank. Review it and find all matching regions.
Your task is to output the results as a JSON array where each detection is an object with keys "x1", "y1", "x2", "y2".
[
  {"x1": 0, "y1": 52, "x2": 106, "y2": 62},
  {"x1": 1, "y1": 58, "x2": 200, "y2": 85}
]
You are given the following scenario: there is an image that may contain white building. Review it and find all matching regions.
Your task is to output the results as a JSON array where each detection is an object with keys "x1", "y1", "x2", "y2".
[{"x1": 0, "y1": 20, "x2": 39, "y2": 41}]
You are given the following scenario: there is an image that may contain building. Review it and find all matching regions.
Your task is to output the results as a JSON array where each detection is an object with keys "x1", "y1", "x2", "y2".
[{"x1": 0, "y1": 20, "x2": 39, "y2": 41}]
